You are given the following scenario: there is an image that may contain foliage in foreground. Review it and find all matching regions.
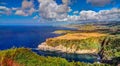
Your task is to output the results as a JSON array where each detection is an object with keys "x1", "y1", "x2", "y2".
[{"x1": 0, "y1": 48, "x2": 110, "y2": 66}]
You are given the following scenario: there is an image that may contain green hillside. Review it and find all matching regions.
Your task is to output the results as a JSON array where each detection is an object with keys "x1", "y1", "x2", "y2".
[{"x1": 0, "y1": 48, "x2": 109, "y2": 66}]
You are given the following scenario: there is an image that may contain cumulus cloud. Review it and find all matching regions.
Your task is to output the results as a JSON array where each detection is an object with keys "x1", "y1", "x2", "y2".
[
  {"x1": 79, "y1": 10, "x2": 98, "y2": 20},
  {"x1": 12, "y1": 7, "x2": 18, "y2": 11},
  {"x1": 36, "y1": 0, "x2": 120, "y2": 22},
  {"x1": 1, "y1": 0, "x2": 118, "y2": 22},
  {"x1": 37, "y1": 0, "x2": 120, "y2": 22},
  {"x1": 62, "y1": 0, "x2": 69, "y2": 5},
  {"x1": 87, "y1": 0, "x2": 111, "y2": 7},
  {"x1": 38, "y1": 0, "x2": 70, "y2": 21},
  {"x1": 22, "y1": 0, "x2": 34, "y2": 9},
  {"x1": 29, "y1": 8, "x2": 35, "y2": 15},
  {"x1": 73, "y1": 11, "x2": 79, "y2": 14},
  {"x1": 15, "y1": 10, "x2": 27, "y2": 16},
  {"x1": 66, "y1": 8, "x2": 120, "y2": 22},
  {"x1": 0, "y1": 6, "x2": 11, "y2": 15},
  {"x1": 0, "y1": 0, "x2": 36, "y2": 17},
  {"x1": 15, "y1": 0, "x2": 36, "y2": 16}
]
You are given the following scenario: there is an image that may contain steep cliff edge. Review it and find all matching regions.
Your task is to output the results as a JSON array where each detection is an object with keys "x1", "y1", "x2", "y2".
[
  {"x1": 38, "y1": 42, "x2": 98, "y2": 54},
  {"x1": 38, "y1": 33, "x2": 106, "y2": 54}
]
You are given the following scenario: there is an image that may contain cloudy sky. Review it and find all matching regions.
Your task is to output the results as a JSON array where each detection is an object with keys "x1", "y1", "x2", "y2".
[{"x1": 0, "y1": 0, "x2": 120, "y2": 25}]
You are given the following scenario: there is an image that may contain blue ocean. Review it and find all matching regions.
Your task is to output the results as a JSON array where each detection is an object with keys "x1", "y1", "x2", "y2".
[
  {"x1": 0, "y1": 26, "x2": 71, "y2": 49},
  {"x1": 0, "y1": 26, "x2": 98, "y2": 63}
]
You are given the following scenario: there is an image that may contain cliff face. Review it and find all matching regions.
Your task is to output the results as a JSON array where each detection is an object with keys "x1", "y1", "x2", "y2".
[
  {"x1": 38, "y1": 32, "x2": 106, "y2": 54},
  {"x1": 101, "y1": 36, "x2": 120, "y2": 59},
  {"x1": 38, "y1": 42, "x2": 98, "y2": 54}
]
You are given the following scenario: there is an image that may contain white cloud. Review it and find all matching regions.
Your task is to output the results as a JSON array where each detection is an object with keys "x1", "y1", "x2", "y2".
[
  {"x1": 22, "y1": 0, "x2": 34, "y2": 9},
  {"x1": 62, "y1": 0, "x2": 69, "y2": 4},
  {"x1": 15, "y1": 0, "x2": 35, "y2": 16},
  {"x1": 0, "y1": 6, "x2": 9, "y2": 11},
  {"x1": 73, "y1": 11, "x2": 79, "y2": 14},
  {"x1": 1, "y1": 0, "x2": 119, "y2": 22},
  {"x1": 87, "y1": 0, "x2": 111, "y2": 7},
  {"x1": 37, "y1": 0, "x2": 120, "y2": 22},
  {"x1": 12, "y1": 7, "x2": 18, "y2": 11},
  {"x1": 38, "y1": 0, "x2": 70, "y2": 21},
  {"x1": 97, "y1": 8, "x2": 120, "y2": 21},
  {"x1": 0, "y1": 6, "x2": 11, "y2": 15},
  {"x1": 29, "y1": 8, "x2": 35, "y2": 15},
  {"x1": 15, "y1": 10, "x2": 27, "y2": 16},
  {"x1": 66, "y1": 8, "x2": 120, "y2": 22},
  {"x1": 0, "y1": 0, "x2": 36, "y2": 16},
  {"x1": 79, "y1": 10, "x2": 98, "y2": 20}
]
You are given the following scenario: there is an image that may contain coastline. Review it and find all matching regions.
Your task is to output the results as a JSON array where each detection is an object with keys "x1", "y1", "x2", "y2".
[
  {"x1": 38, "y1": 42, "x2": 98, "y2": 54},
  {"x1": 38, "y1": 32, "x2": 106, "y2": 54}
]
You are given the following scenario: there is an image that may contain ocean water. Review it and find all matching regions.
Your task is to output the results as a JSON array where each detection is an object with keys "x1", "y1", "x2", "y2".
[
  {"x1": 0, "y1": 26, "x2": 97, "y2": 63},
  {"x1": 0, "y1": 26, "x2": 72, "y2": 50}
]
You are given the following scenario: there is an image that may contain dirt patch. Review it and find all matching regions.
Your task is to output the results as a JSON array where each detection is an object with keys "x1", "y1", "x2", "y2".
[{"x1": 55, "y1": 32, "x2": 106, "y2": 40}]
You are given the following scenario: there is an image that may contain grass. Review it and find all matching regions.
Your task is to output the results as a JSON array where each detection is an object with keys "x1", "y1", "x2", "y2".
[
  {"x1": 55, "y1": 32, "x2": 106, "y2": 40},
  {"x1": 0, "y1": 48, "x2": 110, "y2": 66},
  {"x1": 45, "y1": 32, "x2": 107, "y2": 52}
]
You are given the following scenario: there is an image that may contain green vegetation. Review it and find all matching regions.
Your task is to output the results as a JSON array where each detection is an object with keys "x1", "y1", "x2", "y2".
[
  {"x1": 46, "y1": 37, "x2": 104, "y2": 51},
  {"x1": 53, "y1": 24, "x2": 97, "y2": 34},
  {"x1": 79, "y1": 24, "x2": 96, "y2": 32},
  {"x1": 0, "y1": 48, "x2": 110, "y2": 66},
  {"x1": 53, "y1": 30, "x2": 77, "y2": 34},
  {"x1": 100, "y1": 35, "x2": 120, "y2": 63},
  {"x1": 0, "y1": 22, "x2": 119, "y2": 66},
  {"x1": 64, "y1": 22, "x2": 120, "y2": 34},
  {"x1": 48, "y1": 22, "x2": 120, "y2": 65}
]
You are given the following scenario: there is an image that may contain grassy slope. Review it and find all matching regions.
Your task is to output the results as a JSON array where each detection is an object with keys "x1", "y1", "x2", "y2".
[
  {"x1": 0, "y1": 48, "x2": 109, "y2": 66},
  {"x1": 45, "y1": 32, "x2": 107, "y2": 52},
  {"x1": 55, "y1": 33, "x2": 106, "y2": 40}
]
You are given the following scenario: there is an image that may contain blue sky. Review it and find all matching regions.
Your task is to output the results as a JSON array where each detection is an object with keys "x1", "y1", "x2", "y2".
[{"x1": 0, "y1": 0, "x2": 120, "y2": 25}]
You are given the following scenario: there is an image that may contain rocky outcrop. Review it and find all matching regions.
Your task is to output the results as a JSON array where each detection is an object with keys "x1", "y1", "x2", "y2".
[{"x1": 38, "y1": 42, "x2": 97, "y2": 54}]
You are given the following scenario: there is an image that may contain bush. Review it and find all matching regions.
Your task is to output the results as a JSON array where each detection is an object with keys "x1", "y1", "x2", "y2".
[{"x1": 0, "y1": 48, "x2": 110, "y2": 66}]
